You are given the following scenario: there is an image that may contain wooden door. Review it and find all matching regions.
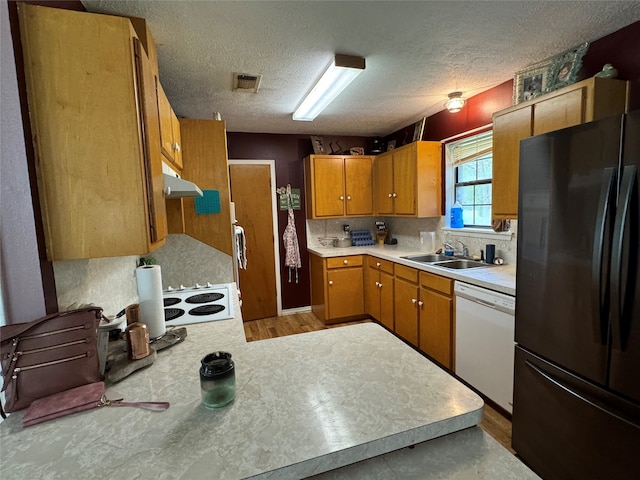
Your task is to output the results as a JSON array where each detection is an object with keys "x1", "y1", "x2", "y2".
[
  {"x1": 375, "y1": 152, "x2": 394, "y2": 214},
  {"x1": 394, "y1": 276, "x2": 419, "y2": 347},
  {"x1": 379, "y1": 270, "x2": 394, "y2": 331},
  {"x1": 393, "y1": 146, "x2": 416, "y2": 215},
  {"x1": 313, "y1": 156, "x2": 345, "y2": 217},
  {"x1": 229, "y1": 164, "x2": 277, "y2": 321},
  {"x1": 533, "y1": 87, "x2": 585, "y2": 135},
  {"x1": 419, "y1": 287, "x2": 453, "y2": 369},
  {"x1": 157, "y1": 82, "x2": 175, "y2": 162},
  {"x1": 327, "y1": 267, "x2": 364, "y2": 319},
  {"x1": 492, "y1": 106, "x2": 533, "y2": 219},
  {"x1": 344, "y1": 157, "x2": 373, "y2": 215},
  {"x1": 366, "y1": 269, "x2": 381, "y2": 320}
]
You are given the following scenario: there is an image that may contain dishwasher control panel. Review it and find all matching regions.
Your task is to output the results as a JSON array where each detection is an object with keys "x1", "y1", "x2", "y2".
[{"x1": 454, "y1": 281, "x2": 515, "y2": 314}]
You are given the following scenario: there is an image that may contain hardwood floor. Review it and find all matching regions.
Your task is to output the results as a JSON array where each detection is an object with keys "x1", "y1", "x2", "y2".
[{"x1": 243, "y1": 312, "x2": 514, "y2": 453}]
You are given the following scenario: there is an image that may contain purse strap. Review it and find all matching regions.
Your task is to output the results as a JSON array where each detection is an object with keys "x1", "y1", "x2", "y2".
[
  {"x1": 101, "y1": 396, "x2": 170, "y2": 411},
  {"x1": 0, "y1": 307, "x2": 103, "y2": 341}
]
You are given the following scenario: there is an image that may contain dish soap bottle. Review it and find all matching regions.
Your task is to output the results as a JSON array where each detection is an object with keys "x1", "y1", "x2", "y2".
[{"x1": 450, "y1": 201, "x2": 464, "y2": 228}]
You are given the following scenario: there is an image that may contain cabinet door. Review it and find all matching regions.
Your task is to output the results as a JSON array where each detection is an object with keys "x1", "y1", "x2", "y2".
[
  {"x1": 313, "y1": 156, "x2": 346, "y2": 217},
  {"x1": 419, "y1": 287, "x2": 453, "y2": 369},
  {"x1": 157, "y1": 82, "x2": 175, "y2": 162},
  {"x1": 170, "y1": 109, "x2": 183, "y2": 169},
  {"x1": 392, "y1": 146, "x2": 416, "y2": 215},
  {"x1": 366, "y1": 269, "x2": 381, "y2": 320},
  {"x1": 375, "y1": 152, "x2": 394, "y2": 214},
  {"x1": 327, "y1": 268, "x2": 364, "y2": 319},
  {"x1": 492, "y1": 106, "x2": 533, "y2": 218},
  {"x1": 344, "y1": 157, "x2": 373, "y2": 215},
  {"x1": 394, "y1": 276, "x2": 419, "y2": 347},
  {"x1": 379, "y1": 271, "x2": 395, "y2": 331},
  {"x1": 533, "y1": 87, "x2": 585, "y2": 135}
]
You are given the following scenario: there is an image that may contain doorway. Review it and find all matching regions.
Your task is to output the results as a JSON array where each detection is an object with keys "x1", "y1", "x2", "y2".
[{"x1": 228, "y1": 160, "x2": 281, "y2": 321}]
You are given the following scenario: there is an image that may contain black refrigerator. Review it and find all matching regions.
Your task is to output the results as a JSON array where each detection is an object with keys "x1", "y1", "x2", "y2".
[{"x1": 513, "y1": 111, "x2": 640, "y2": 479}]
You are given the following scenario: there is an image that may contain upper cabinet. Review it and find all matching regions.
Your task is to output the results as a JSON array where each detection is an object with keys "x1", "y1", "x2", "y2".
[
  {"x1": 492, "y1": 77, "x2": 628, "y2": 219},
  {"x1": 304, "y1": 155, "x2": 374, "y2": 218},
  {"x1": 374, "y1": 141, "x2": 442, "y2": 217},
  {"x1": 157, "y1": 81, "x2": 183, "y2": 170},
  {"x1": 19, "y1": 3, "x2": 167, "y2": 260}
]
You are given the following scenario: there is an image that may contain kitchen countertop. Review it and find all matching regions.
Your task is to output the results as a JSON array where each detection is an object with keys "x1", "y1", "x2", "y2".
[
  {"x1": 0, "y1": 287, "x2": 535, "y2": 479},
  {"x1": 308, "y1": 245, "x2": 516, "y2": 296}
]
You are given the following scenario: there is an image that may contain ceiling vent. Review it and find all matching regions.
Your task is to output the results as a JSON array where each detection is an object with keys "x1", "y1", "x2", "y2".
[{"x1": 232, "y1": 73, "x2": 262, "y2": 93}]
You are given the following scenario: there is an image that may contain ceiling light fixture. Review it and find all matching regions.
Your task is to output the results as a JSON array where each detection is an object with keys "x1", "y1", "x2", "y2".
[
  {"x1": 293, "y1": 54, "x2": 365, "y2": 121},
  {"x1": 445, "y1": 92, "x2": 466, "y2": 113}
]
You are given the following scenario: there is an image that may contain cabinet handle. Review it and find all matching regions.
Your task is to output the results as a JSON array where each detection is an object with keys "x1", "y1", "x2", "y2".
[
  {"x1": 173, "y1": 142, "x2": 181, "y2": 152},
  {"x1": 411, "y1": 298, "x2": 417, "y2": 304},
  {"x1": 375, "y1": 281, "x2": 380, "y2": 287},
  {"x1": 329, "y1": 280, "x2": 333, "y2": 286},
  {"x1": 392, "y1": 192, "x2": 397, "y2": 198},
  {"x1": 388, "y1": 193, "x2": 393, "y2": 198},
  {"x1": 347, "y1": 195, "x2": 352, "y2": 200},
  {"x1": 343, "y1": 259, "x2": 348, "y2": 265},
  {"x1": 378, "y1": 282, "x2": 383, "y2": 288},
  {"x1": 339, "y1": 196, "x2": 344, "y2": 201},
  {"x1": 376, "y1": 262, "x2": 381, "y2": 267},
  {"x1": 418, "y1": 301, "x2": 424, "y2": 307}
]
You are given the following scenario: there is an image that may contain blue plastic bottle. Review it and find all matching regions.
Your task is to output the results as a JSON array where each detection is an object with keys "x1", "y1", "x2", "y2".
[{"x1": 450, "y1": 201, "x2": 464, "y2": 228}]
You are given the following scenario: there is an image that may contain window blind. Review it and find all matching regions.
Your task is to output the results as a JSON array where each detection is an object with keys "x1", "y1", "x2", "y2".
[{"x1": 450, "y1": 131, "x2": 493, "y2": 167}]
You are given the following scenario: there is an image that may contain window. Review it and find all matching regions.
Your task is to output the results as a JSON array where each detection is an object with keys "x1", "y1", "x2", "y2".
[{"x1": 448, "y1": 130, "x2": 493, "y2": 227}]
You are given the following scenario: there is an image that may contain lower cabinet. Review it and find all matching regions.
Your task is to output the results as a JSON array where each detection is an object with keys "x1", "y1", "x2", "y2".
[
  {"x1": 419, "y1": 272, "x2": 454, "y2": 370},
  {"x1": 365, "y1": 257, "x2": 394, "y2": 331},
  {"x1": 310, "y1": 254, "x2": 365, "y2": 324},
  {"x1": 393, "y1": 265, "x2": 420, "y2": 347}
]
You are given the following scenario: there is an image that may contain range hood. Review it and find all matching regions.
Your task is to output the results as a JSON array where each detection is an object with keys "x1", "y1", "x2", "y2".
[{"x1": 163, "y1": 173, "x2": 203, "y2": 198}]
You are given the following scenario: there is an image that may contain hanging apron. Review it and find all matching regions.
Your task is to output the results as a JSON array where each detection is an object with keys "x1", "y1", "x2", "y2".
[{"x1": 282, "y1": 185, "x2": 301, "y2": 283}]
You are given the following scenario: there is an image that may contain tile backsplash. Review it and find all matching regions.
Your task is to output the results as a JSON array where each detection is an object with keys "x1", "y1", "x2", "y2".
[
  {"x1": 307, "y1": 217, "x2": 518, "y2": 265},
  {"x1": 54, "y1": 234, "x2": 234, "y2": 317}
]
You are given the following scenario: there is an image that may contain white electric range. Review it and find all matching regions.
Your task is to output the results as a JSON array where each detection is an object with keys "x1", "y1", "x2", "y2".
[{"x1": 163, "y1": 282, "x2": 235, "y2": 326}]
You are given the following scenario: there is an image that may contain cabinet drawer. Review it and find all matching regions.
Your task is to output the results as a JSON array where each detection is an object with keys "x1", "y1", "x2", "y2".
[
  {"x1": 327, "y1": 255, "x2": 363, "y2": 269},
  {"x1": 420, "y1": 271, "x2": 453, "y2": 295},
  {"x1": 394, "y1": 264, "x2": 418, "y2": 283},
  {"x1": 367, "y1": 256, "x2": 394, "y2": 274}
]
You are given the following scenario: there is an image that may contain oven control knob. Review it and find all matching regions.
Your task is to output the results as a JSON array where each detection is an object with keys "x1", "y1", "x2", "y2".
[
  {"x1": 207, "y1": 282, "x2": 214, "y2": 288},
  {"x1": 195, "y1": 283, "x2": 203, "y2": 289},
  {"x1": 166, "y1": 286, "x2": 174, "y2": 292},
  {"x1": 179, "y1": 285, "x2": 185, "y2": 291}
]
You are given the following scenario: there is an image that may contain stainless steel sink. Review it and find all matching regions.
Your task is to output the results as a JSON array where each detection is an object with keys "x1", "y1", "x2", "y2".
[
  {"x1": 401, "y1": 254, "x2": 451, "y2": 263},
  {"x1": 432, "y1": 259, "x2": 491, "y2": 269}
]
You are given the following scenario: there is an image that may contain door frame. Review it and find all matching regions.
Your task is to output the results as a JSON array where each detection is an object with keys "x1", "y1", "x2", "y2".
[{"x1": 228, "y1": 159, "x2": 282, "y2": 316}]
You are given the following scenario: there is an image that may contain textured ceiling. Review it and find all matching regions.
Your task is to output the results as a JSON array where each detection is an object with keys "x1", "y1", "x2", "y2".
[{"x1": 82, "y1": 1, "x2": 640, "y2": 137}]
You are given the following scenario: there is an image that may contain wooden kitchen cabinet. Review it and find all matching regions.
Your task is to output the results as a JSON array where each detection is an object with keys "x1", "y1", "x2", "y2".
[
  {"x1": 365, "y1": 257, "x2": 394, "y2": 331},
  {"x1": 157, "y1": 82, "x2": 183, "y2": 170},
  {"x1": 492, "y1": 77, "x2": 628, "y2": 219},
  {"x1": 310, "y1": 254, "x2": 366, "y2": 324},
  {"x1": 19, "y1": 3, "x2": 167, "y2": 260},
  {"x1": 419, "y1": 271, "x2": 454, "y2": 370},
  {"x1": 304, "y1": 155, "x2": 374, "y2": 218},
  {"x1": 393, "y1": 264, "x2": 420, "y2": 347},
  {"x1": 374, "y1": 141, "x2": 442, "y2": 217}
]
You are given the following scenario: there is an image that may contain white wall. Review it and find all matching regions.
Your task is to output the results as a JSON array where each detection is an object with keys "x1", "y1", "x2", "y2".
[{"x1": 0, "y1": 0, "x2": 46, "y2": 325}]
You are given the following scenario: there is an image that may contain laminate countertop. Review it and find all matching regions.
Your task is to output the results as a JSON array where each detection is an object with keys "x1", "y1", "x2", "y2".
[
  {"x1": 308, "y1": 245, "x2": 517, "y2": 296},
  {"x1": 0, "y1": 287, "x2": 536, "y2": 479}
]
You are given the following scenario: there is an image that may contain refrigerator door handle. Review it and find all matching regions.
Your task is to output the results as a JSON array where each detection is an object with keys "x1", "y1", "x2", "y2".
[
  {"x1": 525, "y1": 359, "x2": 640, "y2": 429},
  {"x1": 592, "y1": 168, "x2": 616, "y2": 345},
  {"x1": 610, "y1": 165, "x2": 637, "y2": 351}
]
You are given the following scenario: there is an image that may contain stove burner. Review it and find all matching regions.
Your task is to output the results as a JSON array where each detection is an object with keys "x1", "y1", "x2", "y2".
[
  {"x1": 185, "y1": 292, "x2": 224, "y2": 304},
  {"x1": 165, "y1": 308, "x2": 185, "y2": 322},
  {"x1": 164, "y1": 297, "x2": 181, "y2": 307},
  {"x1": 189, "y1": 304, "x2": 226, "y2": 316}
]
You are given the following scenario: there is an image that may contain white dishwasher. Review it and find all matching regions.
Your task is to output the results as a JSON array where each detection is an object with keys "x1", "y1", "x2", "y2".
[{"x1": 454, "y1": 281, "x2": 516, "y2": 413}]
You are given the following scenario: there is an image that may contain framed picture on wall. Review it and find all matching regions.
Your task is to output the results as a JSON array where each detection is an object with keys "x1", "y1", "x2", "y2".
[
  {"x1": 546, "y1": 42, "x2": 589, "y2": 92},
  {"x1": 310, "y1": 135, "x2": 325, "y2": 154},
  {"x1": 413, "y1": 117, "x2": 426, "y2": 142},
  {"x1": 513, "y1": 61, "x2": 552, "y2": 104}
]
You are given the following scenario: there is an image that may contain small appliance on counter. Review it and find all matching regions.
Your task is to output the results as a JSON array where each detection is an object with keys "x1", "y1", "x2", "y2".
[{"x1": 163, "y1": 283, "x2": 234, "y2": 326}]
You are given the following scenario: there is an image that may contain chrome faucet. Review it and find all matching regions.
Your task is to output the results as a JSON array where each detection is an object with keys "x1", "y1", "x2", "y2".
[{"x1": 444, "y1": 240, "x2": 469, "y2": 258}]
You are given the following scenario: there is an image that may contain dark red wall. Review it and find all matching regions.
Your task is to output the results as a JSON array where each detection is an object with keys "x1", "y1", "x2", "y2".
[{"x1": 225, "y1": 21, "x2": 640, "y2": 312}]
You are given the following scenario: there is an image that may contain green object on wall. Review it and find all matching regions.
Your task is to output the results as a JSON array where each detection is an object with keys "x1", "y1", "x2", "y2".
[
  {"x1": 195, "y1": 190, "x2": 221, "y2": 214},
  {"x1": 279, "y1": 188, "x2": 301, "y2": 210}
]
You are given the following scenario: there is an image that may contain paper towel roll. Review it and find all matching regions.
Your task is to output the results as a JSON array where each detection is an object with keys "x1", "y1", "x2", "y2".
[{"x1": 135, "y1": 265, "x2": 166, "y2": 340}]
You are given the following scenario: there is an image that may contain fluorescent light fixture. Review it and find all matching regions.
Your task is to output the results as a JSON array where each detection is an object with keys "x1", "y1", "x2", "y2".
[
  {"x1": 293, "y1": 54, "x2": 365, "y2": 121},
  {"x1": 445, "y1": 91, "x2": 466, "y2": 113}
]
